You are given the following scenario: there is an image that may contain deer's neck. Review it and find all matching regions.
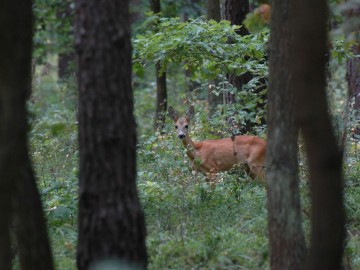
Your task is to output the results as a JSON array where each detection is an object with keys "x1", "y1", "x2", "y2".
[{"x1": 182, "y1": 134, "x2": 197, "y2": 160}]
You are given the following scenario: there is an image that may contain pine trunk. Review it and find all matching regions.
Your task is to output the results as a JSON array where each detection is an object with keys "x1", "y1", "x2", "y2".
[
  {"x1": 207, "y1": 0, "x2": 221, "y2": 21},
  {"x1": 207, "y1": 0, "x2": 222, "y2": 117},
  {"x1": 346, "y1": 8, "x2": 360, "y2": 135},
  {"x1": 0, "y1": 1, "x2": 54, "y2": 269},
  {"x1": 224, "y1": 0, "x2": 251, "y2": 104},
  {"x1": 292, "y1": 1, "x2": 345, "y2": 269},
  {"x1": 57, "y1": 2, "x2": 75, "y2": 79},
  {"x1": 75, "y1": 0, "x2": 147, "y2": 268},
  {"x1": 266, "y1": 1, "x2": 307, "y2": 269},
  {"x1": 151, "y1": 0, "x2": 168, "y2": 132}
]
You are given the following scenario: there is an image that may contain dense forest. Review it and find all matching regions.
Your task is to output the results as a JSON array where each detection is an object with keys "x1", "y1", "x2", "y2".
[{"x1": 0, "y1": 0, "x2": 359, "y2": 269}]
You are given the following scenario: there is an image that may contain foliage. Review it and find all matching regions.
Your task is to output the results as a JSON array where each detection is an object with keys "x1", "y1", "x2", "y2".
[
  {"x1": 26, "y1": 55, "x2": 360, "y2": 270},
  {"x1": 25, "y1": 1, "x2": 360, "y2": 268},
  {"x1": 137, "y1": 128, "x2": 269, "y2": 270},
  {"x1": 33, "y1": 0, "x2": 74, "y2": 64},
  {"x1": 243, "y1": 4, "x2": 271, "y2": 33},
  {"x1": 133, "y1": 16, "x2": 268, "y2": 80},
  {"x1": 28, "y1": 68, "x2": 78, "y2": 269}
]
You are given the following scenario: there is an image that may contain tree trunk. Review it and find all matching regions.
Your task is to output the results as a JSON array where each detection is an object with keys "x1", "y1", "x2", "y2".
[
  {"x1": 346, "y1": 8, "x2": 360, "y2": 136},
  {"x1": 0, "y1": 1, "x2": 54, "y2": 269},
  {"x1": 224, "y1": 0, "x2": 266, "y2": 134},
  {"x1": 57, "y1": 1, "x2": 75, "y2": 79},
  {"x1": 207, "y1": 0, "x2": 221, "y2": 21},
  {"x1": 154, "y1": 62, "x2": 167, "y2": 131},
  {"x1": 266, "y1": 1, "x2": 307, "y2": 269},
  {"x1": 75, "y1": 0, "x2": 148, "y2": 269},
  {"x1": 13, "y1": 164, "x2": 54, "y2": 270},
  {"x1": 151, "y1": 0, "x2": 168, "y2": 132},
  {"x1": 347, "y1": 49, "x2": 360, "y2": 110},
  {"x1": 207, "y1": 0, "x2": 223, "y2": 117},
  {"x1": 58, "y1": 52, "x2": 74, "y2": 79},
  {"x1": 224, "y1": 0, "x2": 251, "y2": 105},
  {"x1": 292, "y1": 1, "x2": 345, "y2": 269}
]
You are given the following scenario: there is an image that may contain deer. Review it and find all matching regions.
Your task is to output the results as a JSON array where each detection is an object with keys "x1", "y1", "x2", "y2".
[{"x1": 168, "y1": 105, "x2": 266, "y2": 184}]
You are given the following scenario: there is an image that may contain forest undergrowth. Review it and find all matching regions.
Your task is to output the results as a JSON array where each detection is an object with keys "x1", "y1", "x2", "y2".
[{"x1": 27, "y1": 64, "x2": 360, "y2": 270}]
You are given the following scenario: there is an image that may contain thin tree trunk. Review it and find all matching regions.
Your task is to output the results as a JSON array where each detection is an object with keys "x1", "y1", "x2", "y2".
[
  {"x1": 266, "y1": 1, "x2": 307, "y2": 269},
  {"x1": 59, "y1": 52, "x2": 74, "y2": 78},
  {"x1": 346, "y1": 8, "x2": 360, "y2": 135},
  {"x1": 0, "y1": 1, "x2": 54, "y2": 269},
  {"x1": 347, "y1": 51, "x2": 360, "y2": 110},
  {"x1": 292, "y1": 1, "x2": 345, "y2": 269},
  {"x1": 151, "y1": 0, "x2": 168, "y2": 132},
  {"x1": 75, "y1": 0, "x2": 147, "y2": 268},
  {"x1": 224, "y1": 0, "x2": 251, "y2": 105},
  {"x1": 224, "y1": 0, "x2": 268, "y2": 134},
  {"x1": 224, "y1": 0, "x2": 261, "y2": 134},
  {"x1": 57, "y1": 2, "x2": 75, "y2": 79},
  {"x1": 154, "y1": 63, "x2": 167, "y2": 131},
  {"x1": 207, "y1": 0, "x2": 223, "y2": 117}
]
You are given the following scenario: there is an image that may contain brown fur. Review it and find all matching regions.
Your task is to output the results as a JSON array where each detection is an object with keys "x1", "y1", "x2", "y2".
[{"x1": 168, "y1": 105, "x2": 266, "y2": 183}]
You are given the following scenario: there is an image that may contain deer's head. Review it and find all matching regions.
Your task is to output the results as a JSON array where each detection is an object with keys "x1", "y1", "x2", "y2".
[{"x1": 168, "y1": 105, "x2": 194, "y2": 140}]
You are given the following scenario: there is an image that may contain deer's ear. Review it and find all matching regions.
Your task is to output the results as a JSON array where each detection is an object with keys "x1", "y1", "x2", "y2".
[
  {"x1": 168, "y1": 106, "x2": 178, "y2": 122},
  {"x1": 186, "y1": 105, "x2": 195, "y2": 120}
]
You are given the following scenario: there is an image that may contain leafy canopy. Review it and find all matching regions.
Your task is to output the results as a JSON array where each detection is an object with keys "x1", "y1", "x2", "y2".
[{"x1": 133, "y1": 16, "x2": 269, "y2": 80}]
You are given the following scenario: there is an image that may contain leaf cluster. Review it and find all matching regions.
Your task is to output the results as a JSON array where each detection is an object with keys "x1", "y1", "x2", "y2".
[
  {"x1": 33, "y1": 0, "x2": 74, "y2": 63},
  {"x1": 133, "y1": 16, "x2": 268, "y2": 80}
]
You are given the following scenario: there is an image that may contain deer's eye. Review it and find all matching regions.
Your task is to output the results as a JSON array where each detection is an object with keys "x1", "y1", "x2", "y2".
[
  {"x1": 175, "y1": 125, "x2": 178, "y2": 129},
  {"x1": 185, "y1": 125, "x2": 188, "y2": 129}
]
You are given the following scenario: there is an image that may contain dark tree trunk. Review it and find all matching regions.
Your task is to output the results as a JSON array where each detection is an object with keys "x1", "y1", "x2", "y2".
[
  {"x1": 13, "y1": 164, "x2": 54, "y2": 270},
  {"x1": 58, "y1": 52, "x2": 74, "y2": 79},
  {"x1": 57, "y1": 1, "x2": 75, "y2": 79},
  {"x1": 346, "y1": 8, "x2": 360, "y2": 136},
  {"x1": 347, "y1": 50, "x2": 360, "y2": 109},
  {"x1": 207, "y1": 0, "x2": 221, "y2": 21},
  {"x1": 292, "y1": 1, "x2": 345, "y2": 269},
  {"x1": 224, "y1": 0, "x2": 250, "y2": 36},
  {"x1": 207, "y1": 0, "x2": 223, "y2": 116},
  {"x1": 224, "y1": 0, "x2": 251, "y2": 106},
  {"x1": 0, "y1": 1, "x2": 54, "y2": 269},
  {"x1": 151, "y1": 0, "x2": 168, "y2": 132},
  {"x1": 75, "y1": 0, "x2": 147, "y2": 269},
  {"x1": 154, "y1": 63, "x2": 167, "y2": 131},
  {"x1": 266, "y1": 1, "x2": 307, "y2": 269},
  {"x1": 224, "y1": 0, "x2": 267, "y2": 134}
]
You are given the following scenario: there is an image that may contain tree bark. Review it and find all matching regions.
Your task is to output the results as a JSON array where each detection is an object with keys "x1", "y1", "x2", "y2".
[
  {"x1": 346, "y1": 8, "x2": 360, "y2": 135},
  {"x1": 75, "y1": 0, "x2": 148, "y2": 269},
  {"x1": 58, "y1": 52, "x2": 74, "y2": 79},
  {"x1": 224, "y1": 0, "x2": 250, "y2": 36},
  {"x1": 224, "y1": 0, "x2": 251, "y2": 106},
  {"x1": 0, "y1": 1, "x2": 54, "y2": 269},
  {"x1": 151, "y1": 0, "x2": 168, "y2": 132},
  {"x1": 224, "y1": 0, "x2": 266, "y2": 134},
  {"x1": 292, "y1": 1, "x2": 345, "y2": 269},
  {"x1": 57, "y1": 1, "x2": 75, "y2": 79},
  {"x1": 154, "y1": 61, "x2": 167, "y2": 132},
  {"x1": 13, "y1": 164, "x2": 54, "y2": 270},
  {"x1": 207, "y1": 0, "x2": 221, "y2": 21},
  {"x1": 207, "y1": 0, "x2": 223, "y2": 117},
  {"x1": 266, "y1": 1, "x2": 307, "y2": 269},
  {"x1": 347, "y1": 49, "x2": 360, "y2": 109}
]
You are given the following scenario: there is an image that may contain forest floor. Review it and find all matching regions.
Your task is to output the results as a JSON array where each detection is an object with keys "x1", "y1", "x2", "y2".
[{"x1": 25, "y1": 68, "x2": 360, "y2": 270}]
